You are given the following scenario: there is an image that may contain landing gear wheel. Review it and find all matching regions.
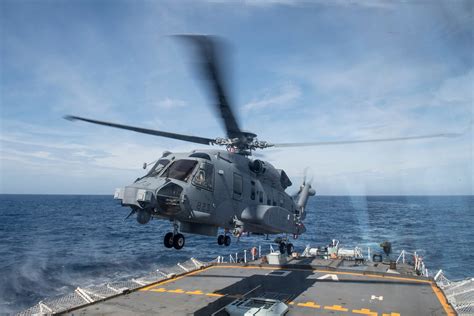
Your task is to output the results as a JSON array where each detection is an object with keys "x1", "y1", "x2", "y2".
[
  {"x1": 224, "y1": 235, "x2": 231, "y2": 247},
  {"x1": 217, "y1": 235, "x2": 225, "y2": 245},
  {"x1": 164, "y1": 232, "x2": 174, "y2": 248},
  {"x1": 279, "y1": 242, "x2": 286, "y2": 255},
  {"x1": 286, "y1": 243, "x2": 294, "y2": 255},
  {"x1": 173, "y1": 233, "x2": 185, "y2": 250}
]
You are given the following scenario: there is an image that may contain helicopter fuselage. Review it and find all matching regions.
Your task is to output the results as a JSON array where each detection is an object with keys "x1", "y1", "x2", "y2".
[{"x1": 114, "y1": 149, "x2": 313, "y2": 238}]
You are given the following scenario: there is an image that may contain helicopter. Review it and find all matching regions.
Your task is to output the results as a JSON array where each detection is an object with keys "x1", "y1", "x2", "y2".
[{"x1": 65, "y1": 35, "x2": 460, "y2": 251}]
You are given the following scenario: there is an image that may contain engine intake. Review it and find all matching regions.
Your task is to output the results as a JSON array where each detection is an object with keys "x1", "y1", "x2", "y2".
[{"x1": 249, "y1": 159, "x2": 266, "y2": 174}]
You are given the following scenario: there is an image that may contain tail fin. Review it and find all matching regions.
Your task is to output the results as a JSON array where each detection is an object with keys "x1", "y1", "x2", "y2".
[{"x1": 296, "y1": 176, "x2": 316, "y2": 221}]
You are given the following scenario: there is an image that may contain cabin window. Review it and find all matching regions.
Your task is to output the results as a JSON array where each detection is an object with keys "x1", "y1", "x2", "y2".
[
  {"x1": 259, "y1": 191, "x2": 264, "y2": 203},
  {"x1": 250, "y1": 181, "x2": 256, "y2": 200},
  {"x1": 233, "y1": 173, "x2": 243, "y2": 199},
  {"x1": 161, "y1": 159, "x2": 197, "y2": 182},
  {"x1": 192, "y1": 162, "x2": 214, "y2": 191}
]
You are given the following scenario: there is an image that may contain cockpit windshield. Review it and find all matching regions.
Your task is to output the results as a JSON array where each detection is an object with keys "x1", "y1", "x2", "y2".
[
  {"x1": 147, "y1": 159, "x2": 170, "y2": 177},
  {"x1": 161, "y1": 159, "x2": 197, "y2": 182}
]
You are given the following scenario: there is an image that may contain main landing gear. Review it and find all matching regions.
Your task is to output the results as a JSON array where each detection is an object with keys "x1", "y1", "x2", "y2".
[
  {"x1": 217, "y1": 233, "x2": 231, "y2": 247},
  {"x1": 275, "y1": 237, "x2": 294, "y2": 255},
  {"x1": 164, "y1": 222, "x2": 185, "y2": 250}
]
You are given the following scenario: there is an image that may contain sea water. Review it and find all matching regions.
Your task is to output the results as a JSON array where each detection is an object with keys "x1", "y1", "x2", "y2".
[{"x1": 0, "y1": 194, "x2": 472, "y2": 314}]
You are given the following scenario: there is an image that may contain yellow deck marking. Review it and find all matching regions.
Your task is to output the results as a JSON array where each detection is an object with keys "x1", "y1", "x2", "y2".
[
  {"x1": 430, "y1": 283, "x2": 456, "y2": 315},
  {"x1": 215, "y1": 265, "x2": 454, "y2": 315},
  {"x1": 324, "y1": 305, "x2": 349, "y2": 312},
  {"x1": 186, "y1": 290, "x2": 204, "y2": 295},
  {"x1": 353, "y1": 308, "x2": 378, "y2": 316},
  {"x1": 140, "y1": 265, "x2": 212, "y2": 291},
  {"x1": 296, "y1": 301, "x2": 320, "y2": 308},
  {"x1": 167, "y1": 289, "x2": 185, "y2": 293},
  {"x1": 138, "y1": 265, "x2": 439, "y2": 316},
  {"x1": 146, "y1": 286, "x2": 404, "y2": 315}
]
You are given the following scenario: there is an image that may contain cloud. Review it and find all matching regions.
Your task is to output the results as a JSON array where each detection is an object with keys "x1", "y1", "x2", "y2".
[
  {"x1": 243, "y1": 83, "x2": 301, "y2": 111},
  {"x1": 156, "y1": 98, "x2": 187, "y2": 109},
  {"x1": 208, "y1": 0, "x2": 394, "y2": 9},
  {"x1": 1, "y1": 0, "x2": 471, "y2": 194}
]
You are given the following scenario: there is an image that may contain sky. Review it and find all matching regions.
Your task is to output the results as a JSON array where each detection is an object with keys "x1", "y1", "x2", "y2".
[{"x1": 0, "y1": 0, "x2": 472, "y2": 195}]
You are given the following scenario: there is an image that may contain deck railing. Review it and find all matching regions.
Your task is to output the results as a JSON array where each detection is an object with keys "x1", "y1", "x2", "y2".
[
  {"x1": 17, "y1": 258, "x2": 208, "y2": 316},
  {"x1": 435, "y1": 270, "x2": 474, "y2": 315}
]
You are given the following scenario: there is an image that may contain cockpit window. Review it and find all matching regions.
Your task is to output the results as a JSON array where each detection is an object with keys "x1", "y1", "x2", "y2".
[
  {"x1": 161, "y1": 159, "x2": 197, "y2": 182},
  {"x1": 147, "y1": 159, "x2": 170, "y2": 177}
]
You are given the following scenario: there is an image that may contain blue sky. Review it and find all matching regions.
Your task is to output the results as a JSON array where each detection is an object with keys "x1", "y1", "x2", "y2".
[{"x1": 0, "y1": 0, "x2": 472, "y2": 195}]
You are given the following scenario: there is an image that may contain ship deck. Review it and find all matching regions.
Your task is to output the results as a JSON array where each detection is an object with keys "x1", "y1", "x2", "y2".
[{"x1": 65, "y1": 257, "x2": 455, "y2": 316}]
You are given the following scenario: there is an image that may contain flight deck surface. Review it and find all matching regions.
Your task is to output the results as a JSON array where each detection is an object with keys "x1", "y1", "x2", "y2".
[{"x1": 66, "y1": 260, "x2": 454, "y2": 316}]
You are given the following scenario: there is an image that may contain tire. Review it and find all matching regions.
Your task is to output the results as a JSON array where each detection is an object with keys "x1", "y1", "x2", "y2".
[
  {"x1": 173, "y1": 233, "x2": 185, "y2": 250},
  {"x1": 279, "y1": 242, "x2": 286, "y2": 254},
  {"x1": 287, "y1": 243, "x2": 294, "y2": 255},
  {"x1": 217, "y1": 235, "x2": 225, "y2": 245},
  {"x1": 224, "y1": 235, "x2": 231, "y2": 247},
  {"x1": 164, "y1": 232, "x2": 174, "y2": 248}
]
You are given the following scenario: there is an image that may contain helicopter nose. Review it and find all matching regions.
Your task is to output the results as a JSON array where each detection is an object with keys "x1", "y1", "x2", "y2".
[{"x1": 114, "y1": 187, "x2": 155, "y2": 208}]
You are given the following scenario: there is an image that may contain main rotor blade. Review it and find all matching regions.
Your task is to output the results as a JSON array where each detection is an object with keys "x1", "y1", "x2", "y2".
[
  {"x1": 178, "y1": 35, "x2": 242, "y2": 139},
  {"x1": 64, "y1": 115, "x2": 214, "y2": 145},
  {"x1": 270, "y1": 132, "x2": 462, "y2": 148}
]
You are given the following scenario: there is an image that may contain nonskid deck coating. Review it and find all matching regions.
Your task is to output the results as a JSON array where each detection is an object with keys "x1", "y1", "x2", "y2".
[{"x1": 67, "y1": 264, "x2": 455, "y2": 316}]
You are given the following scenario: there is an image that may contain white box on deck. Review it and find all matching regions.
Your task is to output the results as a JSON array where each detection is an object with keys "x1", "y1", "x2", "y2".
[{"x1": 267, "y1": 252, "x2": 287, "y2": 265}]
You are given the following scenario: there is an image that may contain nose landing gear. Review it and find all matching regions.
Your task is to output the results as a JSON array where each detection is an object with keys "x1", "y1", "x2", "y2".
[
  {"x1": 163, "y1": 222, "x2": 185, "y2": 250},
  {"x1": 217, "y1": 233, "x2": 231, "y2": 246},
  {"x1": 164, "y1": 232, "x2": 186, "y2": 249}
]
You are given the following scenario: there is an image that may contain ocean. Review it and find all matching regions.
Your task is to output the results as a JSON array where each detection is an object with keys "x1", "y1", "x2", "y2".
[{"x1": 0, "y1": 194, "x2": 472, "y2": 314}]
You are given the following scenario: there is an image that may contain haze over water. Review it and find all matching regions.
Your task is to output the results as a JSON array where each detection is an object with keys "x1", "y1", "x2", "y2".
[{"x1": 0, "y1": 194, "x2": 472, "y2": 314}]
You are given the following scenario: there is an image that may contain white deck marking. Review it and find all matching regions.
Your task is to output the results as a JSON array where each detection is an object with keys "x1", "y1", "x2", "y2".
[{"x1": 317, "y1": 274, "x2": 339, "y2": 281}]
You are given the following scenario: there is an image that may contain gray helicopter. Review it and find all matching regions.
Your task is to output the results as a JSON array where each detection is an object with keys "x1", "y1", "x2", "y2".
[{"x1": 65, "y1": 35, "x2": 460, "y2": 251}]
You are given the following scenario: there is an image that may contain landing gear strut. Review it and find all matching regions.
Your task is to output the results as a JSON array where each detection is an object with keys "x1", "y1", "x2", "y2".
[{"x1": 163, "y1": 222, "x2": 185, "y2": 250}]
